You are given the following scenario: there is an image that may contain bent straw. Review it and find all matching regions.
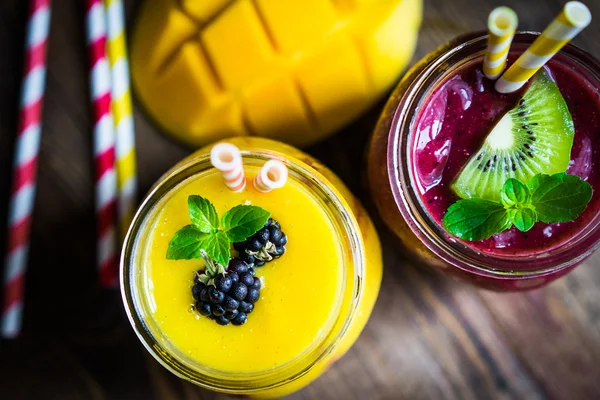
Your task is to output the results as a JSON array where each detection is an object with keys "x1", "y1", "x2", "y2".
[
  {"x1": 483, "y1": 7, "x2": 518, "y2": 80},
  {"x1": 254, "y1": 160, "x2": 288, "y2": 193},
  {"x1": 496, "y1": 1, "x2": 591, "y2": 93},
  {"x1": 1, "y1": 0, "x2": 52, "y2": 339},
  {"x1": 210, "y1": 143, "x2": 246, "y2": 192}
]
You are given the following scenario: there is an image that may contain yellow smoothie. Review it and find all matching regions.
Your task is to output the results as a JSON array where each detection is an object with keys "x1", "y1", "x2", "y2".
[
  {"x1": 124, "y1": 138, "x2": 382, "y2": 397},
  {"x1": 144, "y1": 167, "x2": 344, "y2": 372}
]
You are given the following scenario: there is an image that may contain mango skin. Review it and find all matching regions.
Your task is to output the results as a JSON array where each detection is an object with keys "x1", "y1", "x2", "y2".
[{"x1": 131, "y1": 0, "x2": 422, "y2": 147}]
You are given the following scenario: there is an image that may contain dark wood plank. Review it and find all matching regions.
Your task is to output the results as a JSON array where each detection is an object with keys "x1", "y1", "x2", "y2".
[{"x1": 2, "y1": 0, "x2": 600, "y2": 399}]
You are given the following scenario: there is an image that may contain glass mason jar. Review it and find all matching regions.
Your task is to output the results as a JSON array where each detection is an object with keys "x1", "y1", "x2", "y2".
[
  {"x1": 367, "y1": 32, "x2": 600, "y2": 291},
  {"x1": 121, "y1": 137, "x2": 382, "y2": 397}
]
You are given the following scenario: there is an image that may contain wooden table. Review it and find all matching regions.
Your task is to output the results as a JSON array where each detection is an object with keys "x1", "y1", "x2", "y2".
[{"x1": 1, "y1": 0, "x2": 600, "y2": 398}]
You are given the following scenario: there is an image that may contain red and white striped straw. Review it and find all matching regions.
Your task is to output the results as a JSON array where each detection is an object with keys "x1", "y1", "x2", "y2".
[
  {"x1": 254, "y1": 160, "x2": 288, "y2": 193},
  {"x1": 210, "y1": 143, "x2": 246, "y2": 192},
  {"x1": 86, "y1": 0, "x2": 119, "y2": 287},
  {"x1": 1, "y1": 0, "x2": 52, "y2": 338}
]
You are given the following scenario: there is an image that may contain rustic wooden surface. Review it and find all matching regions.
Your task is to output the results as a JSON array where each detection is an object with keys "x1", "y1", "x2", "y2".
[{"x1": 1, "y1": 0, "x2": 600, "y2": 399}]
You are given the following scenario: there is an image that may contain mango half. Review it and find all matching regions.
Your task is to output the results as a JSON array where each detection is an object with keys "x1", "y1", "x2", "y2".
[{"x1": 131, "y1": 0, "x2": 422, "y2": 147}]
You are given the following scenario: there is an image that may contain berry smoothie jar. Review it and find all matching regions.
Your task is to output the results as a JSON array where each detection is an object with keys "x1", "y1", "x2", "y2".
[
  {"x1": 368, "y1": 32, "x2": 600, "y2": 290},
  {"x1": 121, "y1": 137, "x2": 382, "y2": 397}
]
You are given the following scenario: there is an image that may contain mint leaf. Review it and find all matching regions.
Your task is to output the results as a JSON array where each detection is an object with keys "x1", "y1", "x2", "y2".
[
  {"x1": 501, "y1": 178, "x2": 530, "y2": 207},
  {"x1": 526, "y1": 173, "x2": 554, "y2": 197},
  {"x1": 166, "y1": 225, "x2": 208, "y2": 260},
  {"x1": 221, "y1": 205, "x2": 271, "y2": 242},
  {"x1": 509, "y1": 207, "x2": 537, "y2": 232},
  {"x1": 201, "y1": 231, "x2": 230, "y2": 266},
  {"x1": 528, "y1": 173, "x2": 593, "y2": 223},
  {"x1": 501, "y1": 179, "x2": 535, "y2": 231},
  {"x1": 188, "y1": 195, "x2": 219, "y2": 233},
  {"x1": 443, "y1": 199, "x2": 510, "y2": 241}
]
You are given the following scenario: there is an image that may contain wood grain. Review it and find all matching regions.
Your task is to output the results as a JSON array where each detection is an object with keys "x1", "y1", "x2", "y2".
[{"x1": 2, "y1": 0, "x2": 600, "y2": 399}]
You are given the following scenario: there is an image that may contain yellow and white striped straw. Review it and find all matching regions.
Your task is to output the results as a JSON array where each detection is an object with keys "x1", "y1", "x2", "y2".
[
  {"x1": 483, "y1": 7, "x2": 518, "y2": 80},
  {"x1": 105, "y1": 0, "x2": 137, "y2": 239},
  {"x1": 496, "y1": 1, "x2": 591, "y2": 93}
]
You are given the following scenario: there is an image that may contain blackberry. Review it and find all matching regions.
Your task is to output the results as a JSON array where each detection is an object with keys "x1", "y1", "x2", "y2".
[
  {"x1": 232, "y1": 313, "x2": 247, "y2": 326},
  {"x1": 191, "y1": 255, "x2": 261, "y2": 327},
  {"x1": 208, "y1": 286, "x2": 224, "y2": 304},
  {"x1": 228, "y1": 258, "x2": 249, "y2": 274},
  {"x1": 224, "y1": 309, "x2": 239, "y2": 320},
  {"x1": 191, "y1": 283, "x2": 204, "y2": 301},
  {"x1": 214, "y1": 274, "x2": 232, "y2": 292},
  {"x1": 252, "y1": 277, "x2": 261, "y2": 289},
  {"x1": 223, "y1": 295, "x2": 239, "y2": 311},
  {"x1": 200, "y1": 287, "x2": 210, "y2": 302},
  {"x1": 247, "y1": 238, "x2": 263, "y2": 252},
  {"x1": 238, "y1": 301, "x2": 253, "y2": 314},
  {"x1": 197, "y1": 302, "x2": 212, "y2": 316},
  {"x1": 233, "y1": 218, "x2": 287, "y2": 267},
  {"x1": 240, "y1": 272, "x2": 254, "y2": 287},
  {"x1": 212, "y1": 304, "x2": 226, "y2": 317},
  {"x1": 246, "y1": 288, "x2": 260, "y2": 303},
  {"x1": 231, "y1": 282, "x2": 248, "y2": 301}
]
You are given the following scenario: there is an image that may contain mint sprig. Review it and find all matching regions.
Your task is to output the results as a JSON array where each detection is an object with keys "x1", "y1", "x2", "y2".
[
  {"x1": 166, "y1": 196, "x2": 271, "y2": 266},
  {"x1": 442, "y1": 199, "x2": 511, "y2": 241},
  {"x1": 443, "y1": 173, "x2": 593, "y2": 241},
  {"x1": 528, "y1": 173, "x2": 593, "y2": 223},
  {"x1": 188, "y1": 195, "x2": 219, "y2": 233},
  {"x1": 165, "y1": 225, "x2": 209, "y2": 260},
  {"x1": 222, "y1": 205, "x2": 271, "y2": 242}
]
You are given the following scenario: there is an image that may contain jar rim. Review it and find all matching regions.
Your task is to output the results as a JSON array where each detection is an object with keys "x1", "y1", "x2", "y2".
[
  {"x1": 120, "y1": 143, "x2": 365, "y2": 393},
  {"x1": 387, "y1": 31, "x2": 600, "y2": 279}
]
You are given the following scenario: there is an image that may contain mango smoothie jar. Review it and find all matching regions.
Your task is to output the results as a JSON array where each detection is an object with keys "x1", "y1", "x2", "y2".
[{"x1": 121, "y1": 137, "x2": 382, "y2": 397}]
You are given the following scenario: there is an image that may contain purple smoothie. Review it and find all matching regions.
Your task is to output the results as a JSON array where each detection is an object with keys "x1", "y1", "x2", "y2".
[{"x1": 412, "y1": 56, "x2": 600, "y2": 257}]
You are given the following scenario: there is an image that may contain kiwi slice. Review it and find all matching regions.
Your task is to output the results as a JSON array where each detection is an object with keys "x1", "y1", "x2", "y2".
[{"x1": 452, "y1": 69, "x2": 574, "y2": 202}]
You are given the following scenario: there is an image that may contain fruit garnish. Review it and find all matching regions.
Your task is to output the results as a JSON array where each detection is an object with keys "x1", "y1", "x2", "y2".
[
  {"x1": 167, "y1": 196, "x2": 279, "y2": 326},
  {"x1": 166, "y1": 195, "x2": 271, "y2": 266},
  {"x1": 233, "y1": 218, "x2": 287, "y2": 267},
  {"x1": 192, "y1": 253, "x2": 262, "y2": 326},
  {"x1": 452, "y1": 69, "x2": 575, "y2": 202},
  {"x1": 443, "y1": 173, "x2": 592, "y2": 241}
]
